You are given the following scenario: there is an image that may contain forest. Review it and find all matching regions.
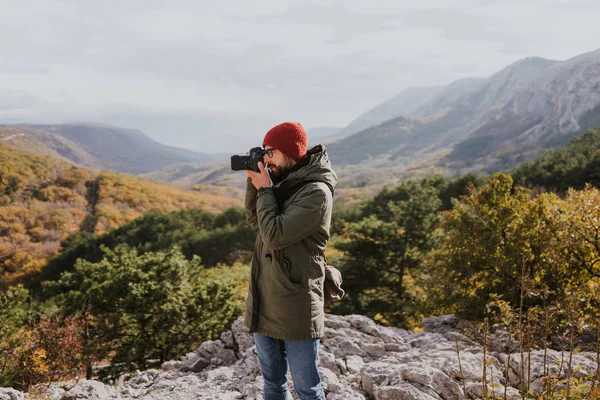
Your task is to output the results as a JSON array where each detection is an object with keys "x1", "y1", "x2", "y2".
[{"x1": 1, "y1": 128, "x2": 600, "y2": 396}]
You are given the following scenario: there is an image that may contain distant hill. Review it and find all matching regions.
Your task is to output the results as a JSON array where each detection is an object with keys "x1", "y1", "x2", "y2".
[
  {"x1": 0, "y1": 123, "x2": 220, "y2": 175},
  {"x1": 140, "y1": 161, "x2": 247, "y2": 197},
  {"x1": 0, "y1": 143, "x2": 241, "y2": 288},
  {"x1": 443, "y1": 50, "x2": 600, "y2": 172},
  {"x1": 140, "y1": 128, "x2": 344, "y2": 192},
  {"x1": 35, "y1": 50, "x2": 598, "y2": 203},
  {"x1": 339, "y1": 57, "x2": 559, "y2": 139},
  {"x1": 100, "y1": 112, "x2": 278, "y2": 154},
  {"x1": 307, "y1": 126, "x2": 341, "y2": 144},
  {"x1": 338, "y1": 85, "x2": 446, "y2": 138},
  {"x1": 325, "y1": 50, "x2": 600, "y2": 188}
]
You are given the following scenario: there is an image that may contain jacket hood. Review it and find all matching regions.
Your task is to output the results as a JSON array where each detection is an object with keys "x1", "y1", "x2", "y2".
[{"x1": 274, "y1": 144, "x2": 338, "y2": 192}]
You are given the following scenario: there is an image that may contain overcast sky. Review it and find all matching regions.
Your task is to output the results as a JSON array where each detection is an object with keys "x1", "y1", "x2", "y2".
[{"x1": 1, "y1": 0, "x2": 600, "y2": 152}]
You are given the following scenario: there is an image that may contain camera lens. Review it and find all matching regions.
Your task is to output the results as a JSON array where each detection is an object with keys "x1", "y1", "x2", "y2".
[{"x1": 231, "y1": 155, "x2": 250, "y2": 171}]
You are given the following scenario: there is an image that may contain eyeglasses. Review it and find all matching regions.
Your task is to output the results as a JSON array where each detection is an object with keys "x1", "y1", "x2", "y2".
[{"x1": 264, "y1": 148, "x2": 276, "y2": 158}]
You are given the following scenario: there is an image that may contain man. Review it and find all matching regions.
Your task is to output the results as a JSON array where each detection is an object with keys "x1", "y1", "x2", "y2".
[{"x1": 244, "y1": 121, "x2": 337, "y2": 400}]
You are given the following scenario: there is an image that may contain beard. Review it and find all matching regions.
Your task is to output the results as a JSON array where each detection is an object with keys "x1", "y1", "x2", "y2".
[{"x1": 267, "y1": 158, "x2": 295, "y2": 184}]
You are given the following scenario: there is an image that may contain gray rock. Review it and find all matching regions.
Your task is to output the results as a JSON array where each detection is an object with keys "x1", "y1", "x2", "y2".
[
  {"x1": 197, "y1": 340, "x2": 237, "y2": 365},
  {"x1": 319, "y1": 367, "x2": 340, "y2": 392},
  {"x1": 61, "y1": 380, "x2": 113, "y2": 400},
  {"x1": 362, "y1": 362, "x2": 402, "y2": 393},
  {"x1": 385, "y1": 343, "x2": 409, "y2": 352},
  {"x1": 347, "y1": 314, "x2": 383, "y2": 337},
  {"x1": 180, "y1": 338, "x2": 238, "y2": 373},
  {"x1": 231, "y1": 316, "x2": 254, "y2": 357},
  {"x1": 160, "y1": 360, "x2": 182, "y2": 371},
  {"x1": 498, "y1": 349, "x2": 598, "y2": 395},
  {"x1": 399, "y1": 365, "x2": 463, "y2": 400},
  {"x1": 422, "y1": 315, "x2": 461, "y2": 334},
  {"x1": 327, "y1": 387, "x2": 368, "y2": 400},
  {"x1": 34, "y1": 385, "x2": 66, "y2": 400},
  {"x1": 374, "y1": 382, "x2": 440, "y2": 400},
  {"x1": 180, "y1": 353, "x2": 210, "y2": 372},
  {"x1": 465, "y1": 381, "x2": 521, "y2": 399},
  {"x1": 6, "y1": 313, "x2": 598, "y2": 400},
  {"x1": 0, "y1": 388, "x2": 24, "y2": 400},
  {"x1": 330, "y1": 338, "x2": 364, "y2": 358},
  {"x1": 318, "y1": 349, "x2": 340, "y2": 374},
  {"x1": 324, "y1": 314, "x2": 352, "y2": 330},
  {"x1": 346, "y1": 355, "x2": 365, "y2": 375},
  {"x1": 488, "y1": 327, "x2": 520, "y2": 353},
  {"x1": 444, "y1": 331, "x2": 479, "y2": 348}
]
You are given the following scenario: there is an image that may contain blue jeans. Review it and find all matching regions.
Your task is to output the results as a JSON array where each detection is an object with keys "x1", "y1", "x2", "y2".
[{"x1": 253, "y1": 333, "x2": 325, "y2": 400}]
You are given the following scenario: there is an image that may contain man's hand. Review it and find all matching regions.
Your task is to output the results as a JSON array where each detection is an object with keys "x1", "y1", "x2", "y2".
[{"x1": 246, "y1": 162, "x2": 271, "y2": 190}]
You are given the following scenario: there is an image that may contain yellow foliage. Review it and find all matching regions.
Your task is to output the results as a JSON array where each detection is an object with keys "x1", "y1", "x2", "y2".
[
  {"x1": 41, "y1": 185, "x2": 86, "y2": 205},
  {"x1": 28, "y1": 226, "x2": 45, "y2": 241},
  {"x1": 91, "y1": 171, "x2": 241, "y2": 234},
  {"x1": 373, "y1": 313, "x2": 390, "y2": 325},
  {"x1": 0, "y1": 143, "x2": 242, "y2": 287},
  {"x1": 31, "y1": 348, "x2": 49, "y2": 375}
]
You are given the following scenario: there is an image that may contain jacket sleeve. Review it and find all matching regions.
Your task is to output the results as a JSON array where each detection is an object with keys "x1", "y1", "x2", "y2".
[
  {"x1": 256, "y1": 183, "x2": 329, "y2": 250},
  {"x1": 245, "y1": 177, "x2": 259, "y2": 227}
]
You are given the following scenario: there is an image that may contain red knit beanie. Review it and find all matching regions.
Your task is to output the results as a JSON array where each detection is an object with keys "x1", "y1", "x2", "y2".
[{"x1": 263, "y1": 122, "x2": 308, "y2": 162}]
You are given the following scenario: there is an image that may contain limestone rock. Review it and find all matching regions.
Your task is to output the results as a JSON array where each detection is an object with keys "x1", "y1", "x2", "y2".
[
  {"x1": 61, "y1": 380, "x2": 113, "y2": 400},
  {"x1": 3, "y1": 313, "x2": 598, "y2": 400},
  {"x1": 0, "y1": 388, "x2": 24, "y2": 400}
]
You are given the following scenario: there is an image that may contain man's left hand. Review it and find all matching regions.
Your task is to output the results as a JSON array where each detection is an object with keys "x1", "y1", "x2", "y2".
[{"x1": 247, "y1": 162, "x2": 271, "y2": 190}]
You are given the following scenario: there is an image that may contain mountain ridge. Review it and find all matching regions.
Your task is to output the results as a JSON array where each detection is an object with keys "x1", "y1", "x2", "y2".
[
  {"x1": 0, "y1": 123, "x2": 220, "y2": 175},
  {"x1": 325, "y1": 48, "x2": 600, "y2": 183}
]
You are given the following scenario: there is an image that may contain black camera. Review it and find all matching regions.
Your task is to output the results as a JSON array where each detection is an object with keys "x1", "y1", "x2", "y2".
[{"x1": 231, "y1": 147, "x2": 265, "y2": 172}]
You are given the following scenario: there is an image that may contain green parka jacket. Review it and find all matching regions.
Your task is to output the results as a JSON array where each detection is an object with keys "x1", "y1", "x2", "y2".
[{"x1": 244, "y1": 145, "x2": 337, "y2": 340}]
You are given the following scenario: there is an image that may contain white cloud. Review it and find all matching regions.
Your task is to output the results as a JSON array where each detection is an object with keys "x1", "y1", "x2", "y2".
[{"x1": 1, "y1": 0, "x2": 599, "y2": 150}]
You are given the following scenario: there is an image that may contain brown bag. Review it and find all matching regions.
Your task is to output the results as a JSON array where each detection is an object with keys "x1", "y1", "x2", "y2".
[{"x1": 324, "y1": 265, "x2": 345, "y2": 306}]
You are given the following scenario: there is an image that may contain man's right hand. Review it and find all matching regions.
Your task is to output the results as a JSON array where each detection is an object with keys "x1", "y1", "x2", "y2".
[{"x1": 247, "y1": 162, "x2": 271, "y2": 190}]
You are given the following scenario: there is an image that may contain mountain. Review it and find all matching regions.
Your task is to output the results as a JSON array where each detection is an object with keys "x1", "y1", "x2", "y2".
[
  {"x1": 464, "y1": 57, "x2": 558, "y2": 114},
  {"x1": 0, "y1": 123, "x2": 221, "y2": 175},
  {"x1": 330, "y1": 56, "x2": 559, "y2": 165},
  {"x1": 141, "y1": 126, "x2": 343, "y2": 192},
  {"x1": 26, "y1": 50, "x2": 596, "y2": 201},
  {"x1": 338, "y1": 86, "x2": 445, "y2": 137},
  {"x1": 326, "y1": 50, "x2": 599, "y2": 186},
  {"x1": 339, "y1": 57, "x2": 559, "y2": 140},
  {"x1": 139, "y1": 161, "x2": 248, "y2": 194},
  {"x1": 307, "y1": 126, "x2": 341, "y2": 143},
  {"x1": 0, "y1": 124, "x2": 103, "y2": 168},
  {"x1": 444, "y1": 50, "x2": 600, "y2": 171},
  {"x1": 100, "y1": 112, "x2": 279, "y2": 154},
  {"x1": 0, "y1": 143, "x2": 241, "y2": 287}
]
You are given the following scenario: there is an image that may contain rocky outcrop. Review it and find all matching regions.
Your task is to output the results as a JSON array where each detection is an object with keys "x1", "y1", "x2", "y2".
[
  {"x1": 0, "y1": 388, "x2": 24, "y2": 400},
  {"x1": 4, "y1": 314, "x2": 599, "y2": 399}
]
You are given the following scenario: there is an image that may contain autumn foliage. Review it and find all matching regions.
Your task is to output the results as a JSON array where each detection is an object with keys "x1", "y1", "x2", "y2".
[
  {"x1": 0, "y1": 144, "x2": 241, "y2": 288},
  {"x1": 2, "y1": 128, "x2": 600, "y2": 395},
  {"x1": 0, "y1": 286, "x2": 82, "y2": 390}
]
